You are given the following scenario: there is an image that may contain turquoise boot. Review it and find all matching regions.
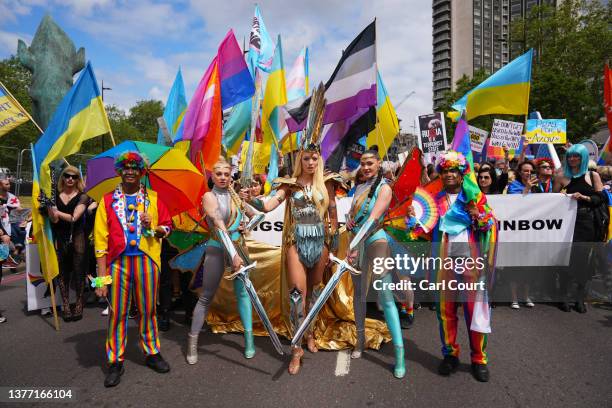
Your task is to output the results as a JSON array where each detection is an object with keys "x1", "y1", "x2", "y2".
[
  {"x1": 379, "y1": 275, "x2": 406, "y2": 379},
  {"x1": 233, "y1": 279, "x2": 255, "y2": 359}
]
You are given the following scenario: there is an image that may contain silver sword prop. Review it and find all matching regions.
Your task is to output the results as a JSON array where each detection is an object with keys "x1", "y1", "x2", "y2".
[
  {"x1": 290, "y1": 253, "x2": 361, "y2": 347},
  {"x1": 244, "y1": 213, "x2": 265, "y2": 233},
  {"x1": 225, "y1": 261, "x2": 285, "y2": 355}
]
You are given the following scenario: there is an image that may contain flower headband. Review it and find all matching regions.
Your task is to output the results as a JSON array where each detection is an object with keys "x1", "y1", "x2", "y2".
[
  {"x1": 436, "y1": 150, "x2": 469, "y2": 175},
  {"x1": 114, "y1": 151, "x2": 149, "y2": 175}
]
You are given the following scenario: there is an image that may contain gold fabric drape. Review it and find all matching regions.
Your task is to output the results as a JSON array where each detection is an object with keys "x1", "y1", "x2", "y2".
[{"x1": 207, "y1": 231, "x2": 391, "y2": 350}]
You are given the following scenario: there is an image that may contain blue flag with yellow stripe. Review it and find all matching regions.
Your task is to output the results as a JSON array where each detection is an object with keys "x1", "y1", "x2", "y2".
[{"x1": 32, "y1": 62, "x2": 111, "y2": 282}]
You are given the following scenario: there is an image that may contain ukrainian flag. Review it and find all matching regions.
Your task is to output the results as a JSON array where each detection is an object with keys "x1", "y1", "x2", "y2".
[
  {"x1": 367, "y1": 70, "x2": 399, "y2": 158},
  {"x1": 0, "y1": 82, "x2": 30, "y2": 137},
  {"x1": 452, "y1": 49, "x2": 533, "y2": 121},
  {"x1": 32, "y1": 62, "x2": 111, "y2": 282}
]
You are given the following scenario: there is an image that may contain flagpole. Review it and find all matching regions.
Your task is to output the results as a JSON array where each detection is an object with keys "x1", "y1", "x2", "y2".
[
  {"x1": 48, "y1": 277, "x2": 60, "y2": 331},
  {"x1": 0, "y1": 80, "x2": 44, "y2": 134}
]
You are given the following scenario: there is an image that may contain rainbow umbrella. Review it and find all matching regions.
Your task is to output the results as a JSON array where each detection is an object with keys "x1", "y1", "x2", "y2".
[{"x1": 85, "y1": 141, "x2": 205, "y2": 216}]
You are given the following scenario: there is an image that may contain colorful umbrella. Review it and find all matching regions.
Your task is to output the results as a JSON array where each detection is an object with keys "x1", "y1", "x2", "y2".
[{"x1": 85, "y1": 140, "x2": 205, "y2": 216}]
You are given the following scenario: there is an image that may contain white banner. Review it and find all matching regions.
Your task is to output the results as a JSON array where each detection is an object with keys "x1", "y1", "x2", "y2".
[
  {"x1": 25, "y1": 244, "x2": 63, "y2": 311},
  {"x1": 250, "y1": 194, "x2": 577, "y2": 267},
  {"x1": 487, "y1": 194, "x2": 576, "y2": 266}
]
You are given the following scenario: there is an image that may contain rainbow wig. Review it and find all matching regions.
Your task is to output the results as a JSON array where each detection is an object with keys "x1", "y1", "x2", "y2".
[
  {"x1": 436, "y1": 150, "x2": 469, "y2": 175},
  {"x1": 563, "y1": 144, "x2": 589, "y2": 178},
  {"x1": 114, "y1": 151, "x2": 149, "y2": 175},
  {"x1": 534, "y1": 157, "x2": 554, "y2": 169}
]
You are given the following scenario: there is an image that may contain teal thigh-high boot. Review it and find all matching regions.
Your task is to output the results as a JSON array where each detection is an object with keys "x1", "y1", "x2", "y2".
[
  {"x1": 233, "y1": 279, "x2": 255, "y2": 359},
  {"x1": 378, "y1": 273, "x2": 406, "y2": 379}
]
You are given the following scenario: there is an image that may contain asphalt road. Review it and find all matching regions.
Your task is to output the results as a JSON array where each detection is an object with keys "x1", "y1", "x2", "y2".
[{"x1": 1, "y1": 269, "x2": 611, "y2": 408}]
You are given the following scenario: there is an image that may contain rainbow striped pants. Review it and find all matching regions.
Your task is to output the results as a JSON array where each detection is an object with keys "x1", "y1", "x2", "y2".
[
  {"x1": 435, "y1": 266, "x2": 488, "y2": 365},
  {"x1": 106, "y1": 255, "x2": 161, "y2": 363}
]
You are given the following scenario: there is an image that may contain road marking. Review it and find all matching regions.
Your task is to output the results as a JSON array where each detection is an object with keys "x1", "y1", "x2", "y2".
[{"x1": 334, "y1": 349, "x2": 351, "y2": 376}]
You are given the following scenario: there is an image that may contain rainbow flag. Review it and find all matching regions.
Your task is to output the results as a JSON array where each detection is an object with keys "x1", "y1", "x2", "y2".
[
  {"x1": 366, "y1": 70, "x2": 399, "y2": 158},
  {"x1": 452, "y1": 49, "x2": 533, "y2": 121},
  {"x1": 159, "y1": 68, "x2": 187, "y2": 145},
  {"x1": 32, "y1": 62, "x2": 111, "y2": 282},
  {"x1": 440, "y1": 116, "x2": 491, "y2": 235},
  {"x1": 255, "y1": 35, "x2": 287, "y2": 174},
  {"x1": 0, "y1": 81, "x2": 30, "y2": 137}
]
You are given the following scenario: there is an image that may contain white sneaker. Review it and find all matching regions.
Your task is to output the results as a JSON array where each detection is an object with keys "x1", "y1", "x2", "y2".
[
  {"x1": 525, "y1": 299, "x2": 535, "y2": 308},
  {"x1": 40, "y1": 307, "x2": 51, "y2": 316},
  {"x1": 101, "y1": 306, "x2": 109, "y2": 316},
  {"x1": 510, "y1": 302, "x2": 520, "y2": 309}
]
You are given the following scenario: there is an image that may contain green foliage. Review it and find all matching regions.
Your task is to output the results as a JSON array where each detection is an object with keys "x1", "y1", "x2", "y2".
[
  {"x1": 438, "y1": 69, "x2": 522, "y2": 140},
  {"x1": 126, "y1": 100, "x2": 164, "y2": 142},
  {"x1": 0, "y1": 56, "x2": 40, "y2": 170},
  {"x1": 510, "y1": 0, "x2": 611, "y2": 142},
  {"x1": 442, "y1": 0, "x2": 610, "y2": 143}
]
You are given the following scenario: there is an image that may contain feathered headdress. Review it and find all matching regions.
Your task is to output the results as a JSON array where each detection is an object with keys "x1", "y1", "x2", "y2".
[{"x1": 299, "y1": 82, "x2": 326, "y2": 153}]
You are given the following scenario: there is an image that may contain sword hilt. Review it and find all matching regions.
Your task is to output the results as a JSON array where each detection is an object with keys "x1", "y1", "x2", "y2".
[
  {"x1": 328, "y1": 253, "x2": 361, "y2": 275},
  {"x1": 224, "y1": 261, "x2": 257, "y2": 281}
]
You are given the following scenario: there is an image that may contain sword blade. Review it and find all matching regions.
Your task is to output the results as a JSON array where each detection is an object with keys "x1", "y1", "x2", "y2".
[{"x1": 290, "y1": 265, "x2": 350, "y2": 347}]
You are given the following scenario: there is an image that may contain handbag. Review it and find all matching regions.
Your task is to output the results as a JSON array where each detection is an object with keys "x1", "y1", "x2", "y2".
[{"x1": 590, "y1": 173, "x2": 610, "y2": 242}]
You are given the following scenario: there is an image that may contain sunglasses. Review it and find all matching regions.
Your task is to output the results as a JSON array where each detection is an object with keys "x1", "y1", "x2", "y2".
[
  {"x1": 539, "y1": 165, "x2": 552, "y2": 169},
  {"x1": 567, "y1": 154, "x2": 580, "y2": 158},
  {"x1": 63, "y1": 174, "x2": 80, "y2": 180}
]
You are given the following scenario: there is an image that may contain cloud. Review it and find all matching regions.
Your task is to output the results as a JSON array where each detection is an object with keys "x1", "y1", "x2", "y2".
[
  {"x1": 1, "y1": 0, "x2": 434, "y2": 131},
  {"x1": 0, "y1": 30, "x2": 31, "y2": 55}
]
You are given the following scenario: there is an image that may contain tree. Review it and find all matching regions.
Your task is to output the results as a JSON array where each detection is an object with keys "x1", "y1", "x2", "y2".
[
  {"x1": 511, "y1": 0, "x2": 612, "y2": 142},
  {"x1": 127, "y1": 100, "x2": 164, "y2": 142},
  {"x1": 437, "y1": 69, "x2": 523, "y2": 141},
  {"x1": 0, "y1": 56, "x2": 40, "y2": 171}
]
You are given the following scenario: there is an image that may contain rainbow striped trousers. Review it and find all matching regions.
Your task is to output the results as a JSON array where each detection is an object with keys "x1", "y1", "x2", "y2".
[
  {"x1": 435, "y1": 266, "x2": 488, "y2": 365},
  {"x1": 106, "y1": 254, "x2": 161, "y2": 363}
]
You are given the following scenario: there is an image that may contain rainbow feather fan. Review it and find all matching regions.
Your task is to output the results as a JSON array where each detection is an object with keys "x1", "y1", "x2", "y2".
[{"x1": 411, "y1": 186, "x2": 439, "y2": 233}]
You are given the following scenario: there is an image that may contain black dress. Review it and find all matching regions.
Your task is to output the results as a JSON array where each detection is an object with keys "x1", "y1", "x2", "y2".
[
  {"x1": 52, "y1": 192, "x2": 89, "y2": 317},
  {"x1": 562, "y1": 173, "x2": 602, "y2": 300}
]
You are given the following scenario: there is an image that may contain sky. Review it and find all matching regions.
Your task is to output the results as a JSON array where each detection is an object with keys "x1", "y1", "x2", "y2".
[{"x1": 0, "y1": 0, "x2": 433, "y2": 134}]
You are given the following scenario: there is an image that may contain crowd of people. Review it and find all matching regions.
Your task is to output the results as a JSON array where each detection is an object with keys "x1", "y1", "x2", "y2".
[{"x1": 0, "y1": 132, "x2": 610, "y2": 388}]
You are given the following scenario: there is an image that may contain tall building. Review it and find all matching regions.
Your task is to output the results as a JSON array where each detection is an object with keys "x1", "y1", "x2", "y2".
[
  {"x1": 432, "y1": 0, "x2": 562, "y2": 110},
  {"x1": 509, "y1": 0, "x2": 559, "y2": 57},
  {"x1": 432, "y1": 0, "x2": 511, "y2": 110}
]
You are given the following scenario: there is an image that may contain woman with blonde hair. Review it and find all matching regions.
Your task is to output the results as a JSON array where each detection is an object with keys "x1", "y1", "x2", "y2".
[
  {"x1": 186, "y1": 157, "x2": 260, "y2": 364},
  {"x1": 48, "y1": 165, "x2": 89, "y2": 321},
  {"x1": 239, "y1": 85, "x2": 343, "y2": 374}
]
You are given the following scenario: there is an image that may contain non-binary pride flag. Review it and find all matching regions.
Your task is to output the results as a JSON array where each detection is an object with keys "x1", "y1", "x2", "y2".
[
  {"x1": 158, "y1": 68, "x2": 187, "y2": 145},
  {"x1": 285, "y1": 21, "x2": 377, "y2": 131},
  {"x1": 0, "y1": 82, "x2": 30, "y2": 137},
  {"x1": 32, "y1": 62, "x2": 111, "y2": 282},
  {"x1": 451, "y1": 49, "x2": 533, "y2": 121}
]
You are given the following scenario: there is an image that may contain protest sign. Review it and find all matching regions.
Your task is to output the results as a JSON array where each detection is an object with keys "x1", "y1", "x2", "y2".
[
  {"x1": 417, "y1": 113, "x2": 447, "y2": 162},
  {"x1": 490, "y1": 119, "x2": 523, "y2": 149},
  {"x1": 525, "y1": 119, "x2": 566, "y2": 144},
  {"x1": 469, "y1": 125, "x2": 488, "y2": 153}
]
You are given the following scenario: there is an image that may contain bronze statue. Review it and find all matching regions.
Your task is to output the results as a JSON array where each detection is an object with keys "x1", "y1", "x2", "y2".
[{"x1": 17, "y1": 14, "x2": 85, "y2": 130}]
